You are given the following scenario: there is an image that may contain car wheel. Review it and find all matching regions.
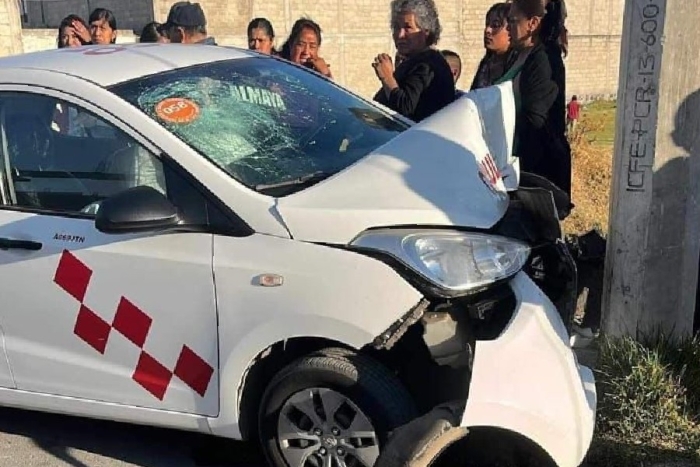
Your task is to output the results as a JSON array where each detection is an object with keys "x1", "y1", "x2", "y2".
[{"x1": 258, "y1": 347, "x2": 418, "y2": 467}]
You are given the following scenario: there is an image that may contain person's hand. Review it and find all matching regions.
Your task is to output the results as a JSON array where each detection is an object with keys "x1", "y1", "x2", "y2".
[
  {"x1": 308, "y1": 57, "x2": 331, "y2": 77},
  {"x1": 372, "y1": 53, "x2": 394, "y2": 82},
  {"x1": 71, "y1": 20, "x2": 91, "y2": 44},
  {"x1": 373, "y1": 54, "x2": 398, "y2": 97}
]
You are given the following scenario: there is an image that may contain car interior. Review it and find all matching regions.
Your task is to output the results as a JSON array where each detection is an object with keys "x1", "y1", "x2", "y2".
[{"x1": 0, "y1": 94, "x2": 164, "y2": 214}]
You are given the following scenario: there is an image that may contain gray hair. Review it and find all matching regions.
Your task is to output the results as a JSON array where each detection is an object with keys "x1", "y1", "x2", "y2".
[{"x1": 390, "y1": 0, "x2": 442, "y2": 46}]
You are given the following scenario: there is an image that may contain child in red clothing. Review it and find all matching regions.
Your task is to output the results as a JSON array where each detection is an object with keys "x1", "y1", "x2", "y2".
[{"x1": 566, "y1": 95, "x2": 580, "y2": 134}]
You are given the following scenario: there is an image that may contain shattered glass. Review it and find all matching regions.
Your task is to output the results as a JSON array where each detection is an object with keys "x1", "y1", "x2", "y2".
[{"x1": 111, "y1": 57, "x2": 407, "y2": 191}]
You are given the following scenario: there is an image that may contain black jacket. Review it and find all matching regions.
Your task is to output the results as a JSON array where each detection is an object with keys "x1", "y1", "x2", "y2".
[
  {"x1": 516, "y1": 43, "x2": 571, "y2": 196},
  {"x1": 545, "y1": 43, "x2": 567, "y2": 138},
  {"x1": 470, "y1": 50, "x2": 518, "y2": 91},
  {"x1": 373, "y1": 49, "x2": 455, "y2": 122},
  {"x1": 197, "y1": 36, "x2": 217, "y2": 45}
]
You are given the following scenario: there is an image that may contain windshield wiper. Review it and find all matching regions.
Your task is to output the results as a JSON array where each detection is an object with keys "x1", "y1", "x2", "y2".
[{"x1": 255, "y1": 171, "x2": 332, "y2": 193}]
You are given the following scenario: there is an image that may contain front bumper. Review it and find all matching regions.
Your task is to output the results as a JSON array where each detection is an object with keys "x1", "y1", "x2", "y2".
[{"x1": 461, "y1": 272, "x2": 597, "y2": 467}]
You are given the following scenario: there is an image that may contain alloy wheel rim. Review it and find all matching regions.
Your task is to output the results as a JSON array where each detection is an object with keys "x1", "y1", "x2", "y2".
[{"x1": 276, "y1": 387, "x2": 380, "y2": 467}]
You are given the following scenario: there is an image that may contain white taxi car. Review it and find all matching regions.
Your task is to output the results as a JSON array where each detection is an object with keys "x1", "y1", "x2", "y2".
[{"x1": 0, "y1": 44, "x2": 595, "y2": 467}]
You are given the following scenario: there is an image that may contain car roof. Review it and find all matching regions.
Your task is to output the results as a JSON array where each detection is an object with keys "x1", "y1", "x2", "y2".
[{"x1": 0, "y1": 43, "x2": 262, "y2": 87}]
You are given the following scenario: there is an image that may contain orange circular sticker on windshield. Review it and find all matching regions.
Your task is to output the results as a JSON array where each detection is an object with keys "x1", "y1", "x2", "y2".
[{"x1": 155, "y1": 98, "x2": 200, "y2": 124}]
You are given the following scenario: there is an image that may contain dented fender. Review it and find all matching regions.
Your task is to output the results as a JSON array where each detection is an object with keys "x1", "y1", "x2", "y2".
[
  {"x1": 208, "y1": 233, "x2": 424, "y2": 438},
  {"x1": 460, "y1": 273, "x2": 596, "y2": 467}
]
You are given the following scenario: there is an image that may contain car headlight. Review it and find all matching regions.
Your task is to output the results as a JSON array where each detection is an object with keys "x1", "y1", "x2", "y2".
[{"x1": 351, "y1": 229, "x2": 531, "y2": 295}]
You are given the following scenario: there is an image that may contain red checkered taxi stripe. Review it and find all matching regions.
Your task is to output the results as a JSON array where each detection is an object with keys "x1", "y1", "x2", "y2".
[{"x1": 52, "y1": 249, "x2": 214, "y2": 401}]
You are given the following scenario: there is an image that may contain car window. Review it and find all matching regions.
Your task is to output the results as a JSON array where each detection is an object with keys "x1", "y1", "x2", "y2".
[
  {"x1": 0, "y1": 92, "x2": 166, "y2": 216},
  {"x1": 52, "y1": 102, "x2": 119, "y2": 139},
  {"x1": 110, "y1": 57, "x2": 408, "y2": 193}
]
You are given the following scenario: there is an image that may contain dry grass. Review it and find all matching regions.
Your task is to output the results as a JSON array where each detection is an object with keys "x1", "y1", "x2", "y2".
[
  {"x1": 562, "y1": 101, "x2": 616, "y2": 236},
  {"x1": 583, "y1": 335, "x2": 700, "y2": 467},
  {"x1": 555, "y1": 100, "x2": 700, "y2": 466},
  {"x1": 562, "y1": 102, "x2": 700, "y2": 466}
]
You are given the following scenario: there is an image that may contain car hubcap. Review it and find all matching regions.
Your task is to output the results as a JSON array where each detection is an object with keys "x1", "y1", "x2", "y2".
[{"x1": 277, "y1": 387, "x2": 380, "y2": 467}]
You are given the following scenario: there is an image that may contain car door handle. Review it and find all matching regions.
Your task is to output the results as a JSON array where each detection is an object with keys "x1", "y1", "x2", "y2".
[{"x1": 0, "y1": 237, "x2": 43, "y2": 251}]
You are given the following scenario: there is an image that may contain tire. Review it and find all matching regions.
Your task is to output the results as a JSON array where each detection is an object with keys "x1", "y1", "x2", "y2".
[{"x1": 258, "y1": 346, "x2": 418, "y2": 467}]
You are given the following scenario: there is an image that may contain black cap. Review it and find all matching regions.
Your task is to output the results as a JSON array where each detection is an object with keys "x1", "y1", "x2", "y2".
[{"x1": 165, "y1": 1, "x2": 206, "y2": 28}]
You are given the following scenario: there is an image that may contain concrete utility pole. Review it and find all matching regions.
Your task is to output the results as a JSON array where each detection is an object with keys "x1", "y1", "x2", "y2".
[{"x1": 603, "y1": 0, "x2": 700, "y2": 340}]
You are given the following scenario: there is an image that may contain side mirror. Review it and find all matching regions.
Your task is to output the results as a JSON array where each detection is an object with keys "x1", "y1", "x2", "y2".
[{"x1": 95, "y1": 185, "x2": 180, "y2": 234}]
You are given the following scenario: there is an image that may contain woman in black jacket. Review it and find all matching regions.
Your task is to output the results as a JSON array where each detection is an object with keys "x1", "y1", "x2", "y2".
[
  {"x1": 498, "y1": 0, "x2": 571, "y2": 199},
  {"x1": 544, "y1": 0, "x2": 570, "y2": 140},
  {"x1": 471, "y1": 2, "x2": 518, "y2": 90},
  {"x1": 371, "y1": 0, "x2": 455, "y2": 122}
]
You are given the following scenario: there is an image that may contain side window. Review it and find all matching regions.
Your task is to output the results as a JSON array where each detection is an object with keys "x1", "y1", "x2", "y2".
[
  {"x1": 0, "y1": 92, "x2": 166, "y2": 215},
  {"x1": 51, "y1": 102, "x2": 119, "y2": 140}
]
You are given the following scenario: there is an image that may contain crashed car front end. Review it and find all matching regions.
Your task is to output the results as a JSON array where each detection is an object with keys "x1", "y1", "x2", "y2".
[
  {"x1": 461, "y1": 271, "x2": 596, "y2": 467},
  {"x1": 367, "y1": 275, "x2": 595, "y2": 467},
  {"x1": 270, "y1": 78, "x2": 595, "y2": 466},
  {"x1": 349, "y1": 217, "x2": 595, "y2": 467}
]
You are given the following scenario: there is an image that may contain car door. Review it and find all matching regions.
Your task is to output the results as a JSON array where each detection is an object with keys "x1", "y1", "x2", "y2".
[
  {"x1": 0, "y1": 89, "x2": 220, "y2": 416},
  {"x1": 0, "y1": 326, "x2": 13, "y2": 390}
]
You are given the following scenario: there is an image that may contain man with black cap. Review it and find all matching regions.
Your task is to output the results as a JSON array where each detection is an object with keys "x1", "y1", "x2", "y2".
[{"x1": 163, "y1": 1, "x2": 216, "y2": 45}]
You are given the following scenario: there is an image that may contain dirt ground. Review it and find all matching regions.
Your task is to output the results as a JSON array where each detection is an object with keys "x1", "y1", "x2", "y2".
[
  {"x1": 559, "y1": 102, "x2": 700, "y2": 466},
  {"x1": 564, "y1": 101, "x2": 616, "y2": 332},
  {"x1": 563, "y1": 101, "x2": 615, "y2": 237}
]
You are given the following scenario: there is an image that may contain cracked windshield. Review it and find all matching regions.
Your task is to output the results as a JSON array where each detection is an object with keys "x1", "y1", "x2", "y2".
[{"x1": 111, "y1": 57, "x2": 407, "y2": 194}]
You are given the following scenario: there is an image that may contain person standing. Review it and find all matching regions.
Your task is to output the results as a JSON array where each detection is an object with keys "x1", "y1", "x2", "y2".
[
  {"x1": 494, "y1": 0, "x2": 571, "y2": 199},
  {"x1": 247, "y1": 18, "x2": 277, "y2": 55},
  {"x1": 56, "y1": 14, "x2": 91, "y2": 48},
  {"x1": 371, "y1": 0, "x2": 455, "y2": 122},
  {"x1": 279, "y1": 18, "x2": 332, "y2": 79},
  {"x1": 88, "y1": 8, "x2": 117, "y2": 45},
  {"x1": 470, "y1": 2, "x2": 516, "y2": 90},
  {"x1": 440, "y1": 49, "x2": 461, "y2": 84},
  {"x1": 440, "y1": 50, "x2": 465, "y2": 98},
  {"x1": 566, "y1": 95, "x2": 580, "y2": 135},
  {"x1": 163, "y1": 2, "x2": 216, "y2": 45},
  {"x1": 544, "y1": 0, "x2": 570, "y2": 140},
  {"x1": 139, "y1": 21, "x2": 169, "y2": 43},
  {"x1": 54, "y1": 15, "x2": 91, "y2": 136}
]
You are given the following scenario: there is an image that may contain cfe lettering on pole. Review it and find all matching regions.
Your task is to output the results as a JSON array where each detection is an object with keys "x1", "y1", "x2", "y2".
[
  {"x1": 603, "y1": 0, "x2": 700, "y2": 339},
  {"x1": 624, "y1": 2, "x2": 662, "y2": 194}
]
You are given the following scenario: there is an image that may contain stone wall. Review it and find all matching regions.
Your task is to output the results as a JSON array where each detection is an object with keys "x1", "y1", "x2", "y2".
[
  {"x1": 0, "y1": 0, "x2": 24, "y2": 57},
  {"x1": 4, "y1": 0, "x2": 623, "y2": 100}
]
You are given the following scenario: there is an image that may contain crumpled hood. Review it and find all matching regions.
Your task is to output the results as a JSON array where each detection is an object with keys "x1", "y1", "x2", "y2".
[{"x1": 275, "y1": 82, "x2": 517, "y2": 244}]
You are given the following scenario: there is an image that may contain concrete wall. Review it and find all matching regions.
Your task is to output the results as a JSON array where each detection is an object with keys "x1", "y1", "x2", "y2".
[
  {"x1": 19, "y1": 0, "x2": 153, "y2": 31},
  {"x1": 4, "y1": 0, "x2": 623, "y2": 100},
  {"x1": 0, "y1": 0, "x2": 24, "y2": 57},
  {"x1": 21, "y1": 28, "x2": 138, "y2": 53}
]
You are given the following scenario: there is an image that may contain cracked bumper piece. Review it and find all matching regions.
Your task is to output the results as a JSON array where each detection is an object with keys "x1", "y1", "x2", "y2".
[{"x1": 461, "y1": 272, "x2": 597, "y2": 467}]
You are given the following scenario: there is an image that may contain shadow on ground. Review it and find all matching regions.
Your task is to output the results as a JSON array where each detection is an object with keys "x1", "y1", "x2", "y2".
[
  {"x1": 581, "y1": 436, "x2": 700, "y2": 467},
  {"x1": 0, "y1": 406, "x2": 264, "y2": 467}
]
